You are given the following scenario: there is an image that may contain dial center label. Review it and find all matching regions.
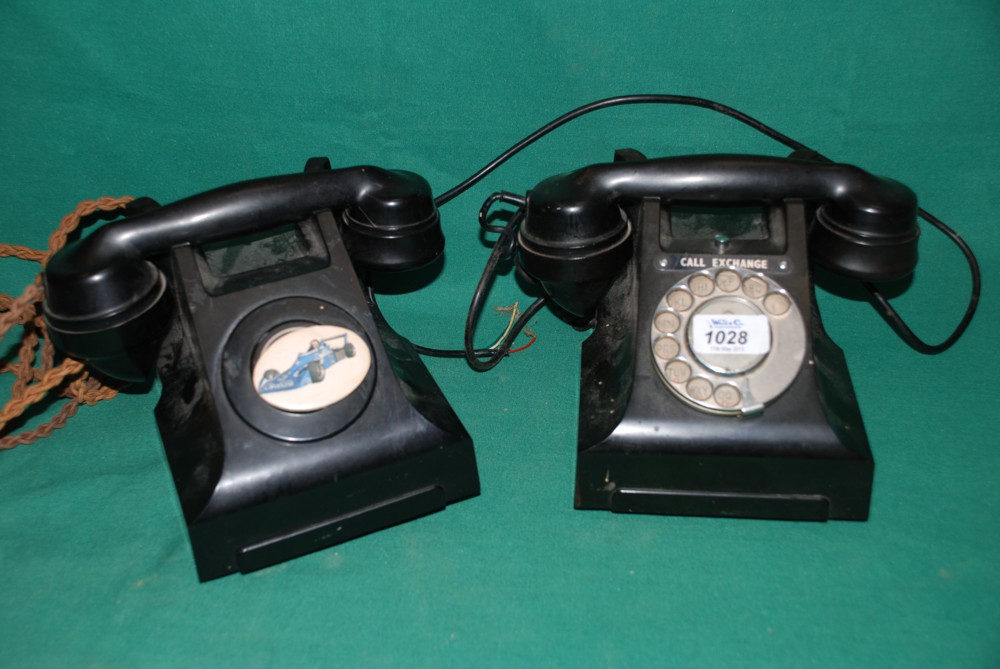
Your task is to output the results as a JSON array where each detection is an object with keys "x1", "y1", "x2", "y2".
[{"x1": 691, "y1": 314, "x2": 771, "y2": 356}]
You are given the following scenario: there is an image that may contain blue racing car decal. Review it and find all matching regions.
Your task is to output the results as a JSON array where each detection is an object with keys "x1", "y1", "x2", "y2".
[{"x1": 258, "y1": 333, "x2": 356, "y2": 394}]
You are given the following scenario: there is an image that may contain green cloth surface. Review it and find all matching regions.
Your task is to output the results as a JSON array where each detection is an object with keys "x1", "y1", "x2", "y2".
[{"x1": 1, "y1": 1, "x2": 997, "y2": 666}]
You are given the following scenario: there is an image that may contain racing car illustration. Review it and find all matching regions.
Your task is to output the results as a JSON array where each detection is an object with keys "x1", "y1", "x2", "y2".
[{"x1": 258, "y1": 333, "x2": 356, "y2": 394}]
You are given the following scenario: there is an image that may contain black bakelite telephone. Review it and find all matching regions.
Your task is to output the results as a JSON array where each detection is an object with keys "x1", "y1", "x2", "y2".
[
  {"x1": 514, "y1": 150, "x2": 919, "y2": 520},
  {"x1": 456, "y1": 95, "x2": 978, "y2": 522},
  {"x1": 43, "y1": 158, "x2": 478, "y2": 581}
]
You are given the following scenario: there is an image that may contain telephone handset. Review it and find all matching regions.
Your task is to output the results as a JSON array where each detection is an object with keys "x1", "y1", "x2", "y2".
[
  {"x1": 513, "y1": 151, "x2": 921, "y2": 520},
  {"x1": 43, "y1": 162, "x2": 445, "y2": 382},
  {"x1": 517, "y1": 153, "x2": 919, "y2": 319},
  {"x1": 43, "y1": 159, "x2": 479, "y2": 580}
]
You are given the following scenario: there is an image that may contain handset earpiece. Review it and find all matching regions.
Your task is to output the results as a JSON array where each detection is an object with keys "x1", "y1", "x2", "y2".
[
  {"x1": 808, "y1": 178, "x2": 918, "y2": 282},
  {"x1": 517, "y1": 154, "x2": 919, "y2": 318},
  {"x1": 300, "y1": 157, "x2": 444, "y2": 272},
  {"x1": 43, "y1": 163, "x2": 441, "y2": 381}
]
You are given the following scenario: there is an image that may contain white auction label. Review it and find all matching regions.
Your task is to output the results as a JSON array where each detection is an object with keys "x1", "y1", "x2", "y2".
[{"x1": 691, "y1": 314, "x2": 771, "y2": 355}]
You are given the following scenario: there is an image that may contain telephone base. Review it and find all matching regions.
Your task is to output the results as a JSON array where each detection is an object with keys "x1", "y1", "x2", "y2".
[
  {"x1": 573, "y1": 195, "x2": 874, "y2": 523},
  {"x1": 153, "y1": 199, "x2": 479, "y2": 581}
]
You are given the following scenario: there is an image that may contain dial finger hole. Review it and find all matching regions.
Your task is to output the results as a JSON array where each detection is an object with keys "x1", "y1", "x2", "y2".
[
  {"x1": 688, "y1": 274, "x2": 714, "y2": 297},
  {"x1": 654, "y1": 310, "x2": 681, "y2": 334},
  {"x1": 653, "y1": 336, "x2": 680, "y2": 360},
  {"x1": 665, "y1": 360, "x2": 691, "y2": 384},
  {"x1": 666, "y1": 289, "x2": 694, "y2": 311}
]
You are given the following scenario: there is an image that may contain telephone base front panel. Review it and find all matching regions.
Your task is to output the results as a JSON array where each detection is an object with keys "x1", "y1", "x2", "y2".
[
  {"x1": 153, "y1": 201, "x2": 478, "y2": 581},
  {"x1": 574, "y1": 198, "x2": 873, "y2": 522},
  {"x1": 577, "y1": 451, "x2": 872, "y2": 521}
]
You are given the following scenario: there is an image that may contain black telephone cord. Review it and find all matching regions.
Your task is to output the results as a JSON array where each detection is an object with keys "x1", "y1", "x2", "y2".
[
  {"x1": 863, "y1": 207, "x2": 980, "y2": 354},
  {"x1": 433, "y1": 94, "x2": 814, "y2": 207}
]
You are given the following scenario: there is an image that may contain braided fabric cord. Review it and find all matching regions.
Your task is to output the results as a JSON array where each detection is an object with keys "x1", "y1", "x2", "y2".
[{"x1": 0, "y1": 196, "x2": 134, "y2": 450}]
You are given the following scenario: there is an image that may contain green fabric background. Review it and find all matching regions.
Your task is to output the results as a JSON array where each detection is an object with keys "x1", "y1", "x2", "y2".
[{"x1": 1, "y1": 1, "x2": 997, "y2": 666}]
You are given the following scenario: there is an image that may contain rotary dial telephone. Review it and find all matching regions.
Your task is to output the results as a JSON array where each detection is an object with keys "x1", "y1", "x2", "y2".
[{"x1": 475, "y1": 147, "x2": 963, "y2": 521}]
